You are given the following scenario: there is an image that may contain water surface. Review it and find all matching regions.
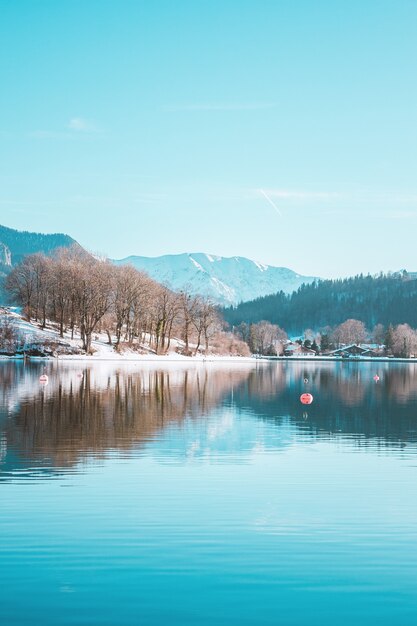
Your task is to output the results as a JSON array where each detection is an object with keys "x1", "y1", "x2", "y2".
[{"x1": 1, "y1": 360, "x2": 417, "y2": 625}]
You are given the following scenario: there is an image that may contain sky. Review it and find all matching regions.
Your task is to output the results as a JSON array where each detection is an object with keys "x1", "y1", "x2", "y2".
[{"x1": 1, "y1": 0, "x2": 417, "y2": 278}]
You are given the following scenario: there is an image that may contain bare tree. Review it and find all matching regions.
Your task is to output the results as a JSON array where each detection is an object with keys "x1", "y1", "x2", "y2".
[
  {"x1": 391, "y1": 324, "x2": 417, "y2": 358},
  {"x1": 332, "y1": 319, "x2": 367, "y2": 347},
  {"x1": 73, "y1": 258, "x2": 113, "y2": 353},
  {"x1": 192, "y1": 297, "x2": 222, "y2": 354},
  {"x1": 5, "y1": 249, "x2": 229, "y2": 356},
  {"x1": 233, "y1": 322, "x2": 250, "y2": 344},
  {"x1": 50, "y1": 252, "x2": 72, "y2": 337},
  {"x1": 303, "y1": 328, "x2": 315, "y2": 343},
  {"x1": 112, "y1": 265, "x2": 140, "y2": 347},
  {"x1": 178, "y1": 291, "x2": 199, "y2": 354},
  {"x1": 151, "y1": 286, "x2": 180, "y2": 354},
  {"x1": 48, "y1": 246, "x2": 90, "y2": 337},
  {"x1": 5, "y1": 255, "x2": 39, "y2": 320},
  {"x1": 0, "y1": 317, "x2": 22, "y2": 353},
  {"x1": 249, "y1": 321, "x2": 287, "y2": 355},
  {"x1": 372, "y1": 323, "x2": 385, "y2": 347}
]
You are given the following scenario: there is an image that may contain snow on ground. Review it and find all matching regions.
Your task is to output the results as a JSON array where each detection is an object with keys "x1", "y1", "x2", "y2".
[{"x1": 0, "y1": 308, "x2": 256, "y2": 362}]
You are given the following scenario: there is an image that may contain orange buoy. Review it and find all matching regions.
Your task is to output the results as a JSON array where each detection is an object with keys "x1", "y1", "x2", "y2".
[{"x1": 300, "y1": 393, "x2": 313, "y2": 405}]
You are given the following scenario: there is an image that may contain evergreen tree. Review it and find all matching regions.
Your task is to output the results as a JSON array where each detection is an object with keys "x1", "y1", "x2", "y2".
[
  {"x1": 385, "y1": 325, "x2": 394, "y2": 355},
  {"x1": 320, "y1": 334, "x2": 331, "y2": 352}
]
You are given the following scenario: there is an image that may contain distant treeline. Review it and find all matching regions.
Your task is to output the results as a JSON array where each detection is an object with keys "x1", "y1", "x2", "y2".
[{"x1": 223, "y1": 273, "x2": 417, "y2": 333}]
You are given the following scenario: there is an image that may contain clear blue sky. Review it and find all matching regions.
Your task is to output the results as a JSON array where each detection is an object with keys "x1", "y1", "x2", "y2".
[{"x1": 1, "y1": 0, "x2": 417, "y2": 277}]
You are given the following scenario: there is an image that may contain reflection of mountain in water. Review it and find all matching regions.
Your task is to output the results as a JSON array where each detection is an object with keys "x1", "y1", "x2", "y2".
[{"x1": 2, "y1": 361, "x2": 417, "y2": 480}]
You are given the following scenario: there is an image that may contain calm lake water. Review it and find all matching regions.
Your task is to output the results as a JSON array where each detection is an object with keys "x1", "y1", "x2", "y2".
[{"x1": 1, "y1": 360, "x2": 417, "y2": 625}]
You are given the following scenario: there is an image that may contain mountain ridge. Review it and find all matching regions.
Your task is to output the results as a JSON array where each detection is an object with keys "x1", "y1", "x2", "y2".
[
  {"x1": 0, "y1": 224, "x2": 79, "y2": 267},
  {"x1": 114, "y1": 252, "x2": 318, "y2": 305},
  {"x1": 0, "y1": 225, "x2": 319, "y2": 305}
]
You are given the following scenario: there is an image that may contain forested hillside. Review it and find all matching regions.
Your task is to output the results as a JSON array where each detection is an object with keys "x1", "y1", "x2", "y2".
[
  {"x1": 0, "y1": 224, "x2": 82, "y2": 304},
  {"x1": 0, "y1": 224, "x2": 79, "y2": 266},
  {"x1": 223, "y1": 273, "x2": 417, "y2": 333}
]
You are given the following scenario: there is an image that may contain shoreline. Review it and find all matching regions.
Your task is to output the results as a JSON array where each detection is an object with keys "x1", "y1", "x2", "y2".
[
  {"x1": 1, "y1": 353, "x2": 417, "y2": 364},
  {"x1": 260, "y1": 356, "x2": 417, "y2": 363},
  {"x1": 0, "y1": 354, "x2": 259, "y2": 363}
]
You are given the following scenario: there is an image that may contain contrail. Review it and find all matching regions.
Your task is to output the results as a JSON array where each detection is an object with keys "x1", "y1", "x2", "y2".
[{"x1": 259, "y1": 188, "x2": 282, "y2": 216}]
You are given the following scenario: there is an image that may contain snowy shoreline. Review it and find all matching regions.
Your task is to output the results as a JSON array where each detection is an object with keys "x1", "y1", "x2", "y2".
[
  {"x1": 0, "y1": 353, "x2": 259, "y2": 363},
  {"x1": 1, "y1": 353, "x2": 417, "y2": 364},
  {"x1": 2, "y1": 309, "x2": 417, "y2": 365}
]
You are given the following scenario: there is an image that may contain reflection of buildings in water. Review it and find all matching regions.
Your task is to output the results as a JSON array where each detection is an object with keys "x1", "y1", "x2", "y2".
[
  {"x1": 234, "y1": 362, "x2": 417, "y2": 447},
  {"x1": 242, "y1": 362, "x2": 417, "y2": 406}
]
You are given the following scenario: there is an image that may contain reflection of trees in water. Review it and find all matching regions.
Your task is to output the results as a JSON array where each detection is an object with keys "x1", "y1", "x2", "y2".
[
  {"x1": 245, "y1": 364, "x2": 286, "y2": 400},
  {"x1": 1, "y1": 366, "x2": 252, "y2": 469},
  {"x1": 2, "y1": 361, "x2": 417, "y2": 473},
  {"x1": 235, "y1": 363, "x2": 417, "y2": 446}
]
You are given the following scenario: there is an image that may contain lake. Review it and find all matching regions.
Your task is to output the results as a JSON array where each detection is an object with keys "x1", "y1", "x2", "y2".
[{"x1": 1, "y1": 360, "x2": 417, "y2": 625}]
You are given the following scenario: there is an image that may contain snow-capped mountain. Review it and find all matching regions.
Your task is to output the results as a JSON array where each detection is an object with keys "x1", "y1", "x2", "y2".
[{"x1": 114, "y1": 253, "x2": 318, "y2": 305}]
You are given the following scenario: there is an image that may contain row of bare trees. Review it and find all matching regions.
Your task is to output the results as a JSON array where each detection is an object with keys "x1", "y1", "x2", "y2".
[
  {"x1": 234, "y1": 317, "x2": 417, "y2": 358},
  {"x1": 303, "y1": 320, "x2": 417, "y2": 358},
  {"x1": 320, "y1": 319, "x2": 417, "y2": 357},
  {"x1": 5, "y1": 247, "x2": 222, "y2": 354},
  {"x1": 234, "y1": 321, "x2": 288, "y2": 355}
]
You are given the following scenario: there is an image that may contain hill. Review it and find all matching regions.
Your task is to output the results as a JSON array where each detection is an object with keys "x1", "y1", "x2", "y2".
[
  {"x1": 0, "y1": 224, "x2": 78, "y2": 267},
  {"x1": 0, "y1": 224, "x2": 81, "y2": 304},
  {"x1": 223, "y1": 272, "x2": 417, "y2": 333}
]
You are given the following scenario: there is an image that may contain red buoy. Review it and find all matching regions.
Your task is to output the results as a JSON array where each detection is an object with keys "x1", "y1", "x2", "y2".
[
  {"x1": 373, "y1": 374, "x2": 380, "y2": 382},
  {"x1": 300, "y1": 393, "x2": 313, "y2": 405}
]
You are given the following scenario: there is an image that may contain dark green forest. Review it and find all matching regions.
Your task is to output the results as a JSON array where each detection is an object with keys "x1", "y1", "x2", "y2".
[
  {"x1": 0, "y1": 224, "x2": 77, "y2": 266},
  {"x1": 223, "y1": 273, "x2": 417, "y2": 333}
]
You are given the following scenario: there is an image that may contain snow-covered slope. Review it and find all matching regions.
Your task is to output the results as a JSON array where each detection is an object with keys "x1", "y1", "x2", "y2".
[{"x1": 114, "y1": 253, "x2": 318, "y2": 305}]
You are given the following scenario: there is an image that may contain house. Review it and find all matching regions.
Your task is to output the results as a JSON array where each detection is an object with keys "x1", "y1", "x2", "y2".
[
  {"x1": 326, "y1": 344, "x2": 379, "y2": 358},
  {"x1": 284, "y1": 341, "x2": 316, "y2": 357}
]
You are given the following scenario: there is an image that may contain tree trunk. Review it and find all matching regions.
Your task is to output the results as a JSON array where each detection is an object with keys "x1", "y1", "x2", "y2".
[
  {"x1": 60, "y1": 309, "x2": 64, "y2": 338},
  {"x1": 194, "y1": 330, "x2": 202, "y2": 355},
  {"x1": 84, "y1": 332, "x2": 92, "y2": 353}
]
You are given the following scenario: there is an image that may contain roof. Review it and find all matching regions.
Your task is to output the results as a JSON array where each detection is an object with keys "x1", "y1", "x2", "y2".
[{"x1": 328, "y1": 344, "x2": 368, "y2": 355}]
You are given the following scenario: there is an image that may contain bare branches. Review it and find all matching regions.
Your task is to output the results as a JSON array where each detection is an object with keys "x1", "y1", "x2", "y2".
[
  {"x1": 247, "y1": 321, "x2": 287, "y2": 355},
  {"x1": 331, "y1": 319, "x2": 367, "y2": 347},
  {"x1": 5, "y1": 252, "x2": 231, "y2": 355}
]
